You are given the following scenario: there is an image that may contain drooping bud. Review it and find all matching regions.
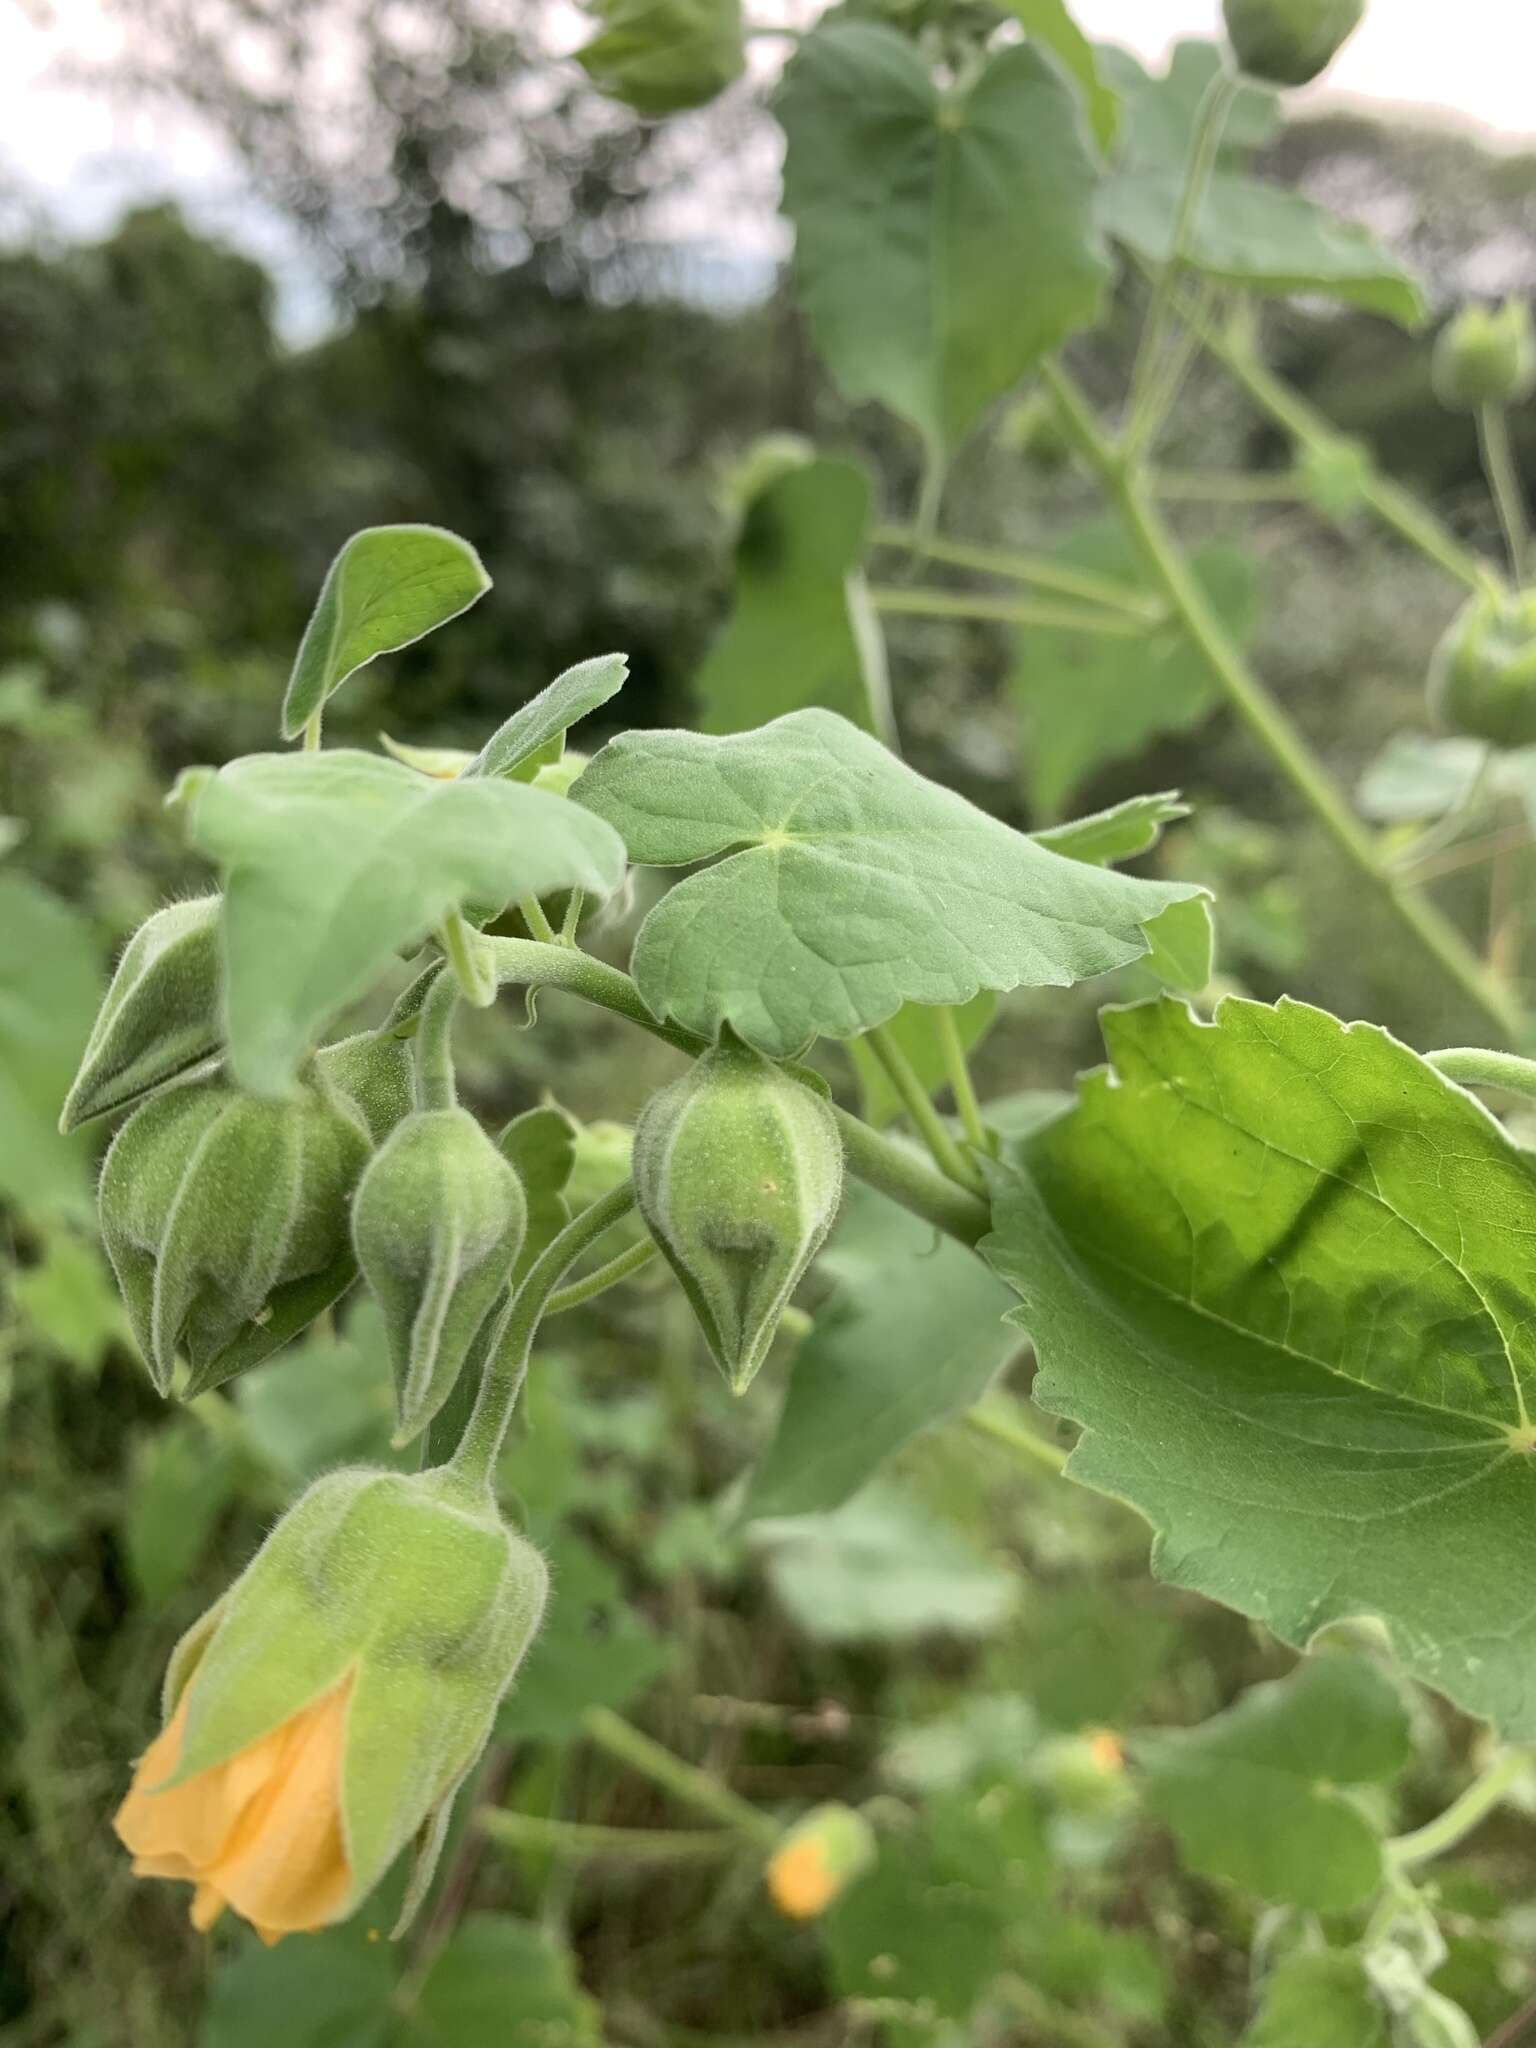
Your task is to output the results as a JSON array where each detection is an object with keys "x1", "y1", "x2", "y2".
[
  {"x1": 1428, "y1": 587, "x2": 1536, "y2": 751},
  {"x1": 98, "y1": 1076, "x2": 369, "y2": 1396},
  {"x1": 1433, "y1": 301, "x2": 1536, "y2": 412},
  {"x1": 61, "y1": 897, "x2": 222, "y2": 1132},
  {"x1": 632, "y1": 1042, "x2": 843, "y2": 1392},
  {"x1": 114, "y1": 1465, "x2": 547, "y2": 1942},
  {"x1": 1221, "y1": 0, "x2": 1363, "y2": 86},
  {"x1": 765, "y1": 1803, "x2": 876, "y2": 1920},
  {"x1": 315, "y1": 1028, "x2": 416, "y2": 1144},
  {"x1": 351, "y1": 1108, "x2": 526, "y2": 1444}
]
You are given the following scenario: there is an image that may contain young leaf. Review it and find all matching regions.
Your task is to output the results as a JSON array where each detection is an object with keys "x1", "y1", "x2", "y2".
[
  {"x1": 983, "y1": 994, "x2": 1536, "y2": 1737},
  {"x1": 1034, "y1": 791, "x2": 1189, "y2": 867},
  {"x1": 744, "y1": 1179, "x2": 1017, "y2": 1520},
  {"x1": 1137, "y1": 1656, "x2": 1411, "y2": 1910},
  {"x1": 696, "y1": 457, "x2": 887, "y2": 734},
  {"x1": 281, "y1": 525, "x2": 490, "y2": 740},
  {"x1": 1140, "y1": 895, "x2": 1215, "y2": 994},
  {"x1": 777, "y1": 22, "x2": 1110, "y2": 461},
  {"x1": 1001, "y1": 0, "x2": 1119, "y2": 150},
  {"x1": 464, "y1": 653, "x2": 629, "y2": 782},
  {"x1": 180, "y1": 750, "x2": 626, "y2": 1096},
  {"x1": 573, "y1": 710, "x2": 1203, "y2": 1058},
  {"x1": 1246, "y1": 1950, "x2": 1388, "y2": 2048},
  {"x1": 497, "y1": 1104, "x2": 576, "y2": 1286}
]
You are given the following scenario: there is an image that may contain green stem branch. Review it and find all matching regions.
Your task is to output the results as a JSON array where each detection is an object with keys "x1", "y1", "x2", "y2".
[
  {"x1": 864, "y1": 1023, "x2": 986, "y2": 1196},
  {"x1": 520, "y1": 895, "x2": 560, "y2": 946},
  {"x1": 1042, "y1": 358, "x2": 1527, "y2": 1047},
  {"x1": 964, "y1": 1392, "x2": 1069, "y2": 1475},
  {"x1": 544, "y1": 1237, "x2": 659, "y2": 1316},
  {"x1": 413, "y1": 968, "x2": 460, "y2": 1111},
  {"x1": 478, "y1": 1809, "x2": 739, "y2": 1863},
  {"x1": 1479, "y1": 401, "x2": 1531, "y2": 583},
  {"x1": 869, "y1": 584, "x2": 1152, "y2": 638},
  {"x1": 1427, "y1": 1046, "x2": 1536, "y2": 1098},
  {"x1": 1388, "y1": 1750, "x2": 1532, "y2": 1870},
  {"x1": 871, "y1": 525, "x2": 1160, "y2": 619},
  {"x1": 936, "y1": 1006, "x2": 989, "y2": 1155},
  {"x1": 581, "y1": 1707, "x2": 778, "y2": 1845}
]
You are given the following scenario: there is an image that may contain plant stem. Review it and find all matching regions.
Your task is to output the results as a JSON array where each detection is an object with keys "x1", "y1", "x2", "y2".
[
  {"x1": 478, "y1": 1808, "x2": 739, "y2": 1863},
  {"x1": 439, "y1": 907, "x2": 497, "y2": 1007},
  {"x1": 1198, "y1": 312, "x2": 1497, "y2": 595},
  {"x1": 1123, "y1": 71, "x2": 1235, "y2": 460},
  {"x1": 413, "y1": 967, "x2": 460, "y2": 1111},
  {"x1": 1042, "y1": 358, "x2": 1528, "y2": 1047},
  {"x1": 302, "y1": 710, "x2": 323, "y2": 751},
  {"x1": 560, "y1": 888, "x2": 585, "y2": 943},
  {"x1": 864, "y1": 1023, "x2": 986, "y2": 1195},
  {"x1": 448, "y1": 1183, "x2": 637, "y2": 1492},
  {"x1": 544, "y1": 1237, "x2": 659, "y2": 1316},
  {"x1": 1479, "y1": 401, "x2": 1531, "y2": 583},
  {"x1": 1152, "y1": 468, "x2": 1309, "y2": 504},
  {"x1": 581, "y1": 1707, "x2": 778, "y2": 1845},
  {"x1": 1427, "y1": 1046, "x2": 1536, "y2": 1098},
  {"x1": 869, "y1": 584, "x2": 1151, "y2": 638},
  {"x1": 1388, "y1": 1749, "x2": 1532, "y2": 1870},
  {"x1": 964, "y1": 1392, "x2": 1070, "y2": 1475},
  {"x1": 936, "y1": 1006, "x2": 989, "y2": 1154},
  {"x1": 871, "y1": 524, "x2": 1161, "y2": 619},
  {"x1": 520, "y1": 895, "x2": 560, "y2": 946},
  {"x1": 480, "y1": 937, "x2": 993, "y2": 1246}
]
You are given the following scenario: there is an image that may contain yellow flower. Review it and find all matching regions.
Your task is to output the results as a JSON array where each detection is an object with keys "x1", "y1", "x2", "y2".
[
  {"x1": 764, "y1": 1803, "x2": 876, "y2": 1921},
  {"x1": 115, "y1": 1675, "x2": 354, "y2": 1945}
]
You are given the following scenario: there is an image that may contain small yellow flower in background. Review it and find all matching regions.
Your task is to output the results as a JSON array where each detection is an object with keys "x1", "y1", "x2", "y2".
[
  {"x1": 114, "y1": 1465, "x2": 547, "y2": 1944},
  {"x1": 1086, "y1": 1728, "x2": 1125, "y2": 1774},
  {"x1": 765, "y1": 1803, "x2": 876, "y2": 1921}
]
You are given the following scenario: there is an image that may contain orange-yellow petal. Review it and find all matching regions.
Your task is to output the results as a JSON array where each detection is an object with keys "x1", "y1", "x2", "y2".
[{"x1": 766, "y1": 1836, "x2": 838, "y2": 1920}]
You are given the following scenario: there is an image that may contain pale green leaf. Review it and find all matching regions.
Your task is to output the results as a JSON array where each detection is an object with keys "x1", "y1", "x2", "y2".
[
  {"x1": 1002, "y1": 0, "x2": 1118, "y2": 149},
  {"x1": 1100, "y1": 40, "x2": 1280, "y2": 170},
  {"x1": 282, "y1": 525, "x2": 490, "y2": 740},
  {"x1": 181, "y1": 750, "x2": 626, "y2": 1096},
  {"x1": 234, "y1": 1302, "x2": 399, "y2": 1482},
  {"x1": 1011, "y1": 523, "x2": 1256, "y2": 817},
  {"x1": 1034, "y1": 790, "x2": 1189, "y2": 867},
  {"x1": 123, "y1": 1419, "x2": 241, "y2": 1603},
  {"x1": 466, "y1": 653, "x2": 629, "y2": 781},
  {"x1": 1141, "y1": 895, "x2": 1215, "y2": 994},
  {"x1": 10, "y1": 1230, "x2": 128, "y2": 1373},
  {"x1": 497, "y1": 1534, "x2": 673, "y2": 1739},
  {"x1": 497, "y1": 1105, "x2": 576, "y2": 1286},
  {"x1": 744, "y1": 1179, "x2": 1017, "y2": 1519},
  {"x1": 573, "y1": 709, "x2": 1202, "y2": 1058},
  {"x1": 1137, "y1": 1655, "x2": 1411, "y2": 1909},
  {"x1": 777, "y1": 22, "x2": 1110, "y2": 458},
  {"x1": 0, "y1": 873, "x2": 100, "y2": 1218},
  {"x1": 1355, "y1": 734, "x2": 1536, "y2": 828},
  {"x1": 982, "y1": 993, "x2": 1536, "y2": 1736},
  {"x1": 696, "y1": 457, "x2": 886, "y2": 733},
  {"x1": 845, "y1": 993, "x2": 997, "y2": 1130},
  {"x1": 404, "y1": 1915, "x2": 601, "y2": 2048},
  {"x1": 1245, "y1": 1951, "x2": 1388, "y2": 2048}
]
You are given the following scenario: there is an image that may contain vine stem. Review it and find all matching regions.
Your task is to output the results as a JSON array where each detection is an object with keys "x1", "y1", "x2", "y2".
[
  {"x1": 1387, "y1": 1749, "x2": 1532, "y2": 1870},
  {"x1": 963, "y1": 1393, "x2": 1069, "y2": 1475},
  {"x1": 544, "y1": 1236, "x2": 658, "y2": 1316},
  {"x1": 448, "y1": 1183, "x2": 638, "y2": 1492},
  {"x1": 413, "y1": 966, "x2": 460, "y2": 1111},
  {"x1": 935, "y1": 1006, "x2": 989, "y2": 1154},
  {"x1": 479, "y1": 937, "x2": 992, "y2": 1247},
  {"x1": 1479, "y1": 401, "x2": 1531, "y2": 584},
  {"x1": 519, "y1": 894, "x2": 559, "y2": 946},
  {"x1": 864, "y1": 1023, "x2": 986, "y2": 1196},
  {"x1": 1041, "y1": 358, "x2": 1528, "y2": 1047},
  {"x1": 1427, "y1": 1046, "x2": 1536, "y2": 1098},
  {"x1": 581, "y1": 1706, "x2": 779, "y2": 1845},
  {"x1": 478, "y1": 1809, "x2": 739, "y2": 1863},
  {"x1": 870, "y1": 524, "x2": 1161, "y2": 620},
  {"x1": 868, "y1": 584, "x2": 1152, "y2": 638}
]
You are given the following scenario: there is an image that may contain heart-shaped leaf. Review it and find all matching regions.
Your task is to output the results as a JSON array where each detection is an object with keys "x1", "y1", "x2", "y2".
[
  {"x1": 180, "y1": 750, "x2": 626, "y2": 1096},
  {"x1": 777, "y1": 22, "x2": 1111, "y2": 460},
  {"x1": 983, "y1": 993, "x2": 1536, "y2": 1737},
  {"x1": 572, "y1": 710, "x2": 1203, "y2": 1058},
  {"x1": 282, "y1": 526, "x2": 490, "y2": 740},
  {"x1": 1001, "y1": 0, "x2": 1119, "y2": 150}
]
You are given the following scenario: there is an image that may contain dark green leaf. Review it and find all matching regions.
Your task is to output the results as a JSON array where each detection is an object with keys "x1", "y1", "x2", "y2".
[
  {"x1": 282, "y1": 525, "x2": 490, "y2": 740},
  {"x1": 777, "y1": 22, "x2": 1110, "y2": 458},
  {"x1": 498, "y1": 1534, "x2": 673, "y2": 1740},
  {"x1": 466, "y1": 654, "x2": 628, "y2": 782},
  {"x1": 10, "y1": 1231, "x2": 128, "y2": 1372},
  {"x1": 1002, "y1": 0, "x2": 1119, "y2": 149},
  {"x1": 122, "y1": 1419, "x2": 241, "y2": 1603},
  {"x1": 1245, "y1": 1951, "x2": 1388, "y2": 2048},
  {"x1": 579, "y1": 0, "x2": 745, "y2": 117},
  {"x1": 201, "y1": 1920, "x2": 397, "y2": 2048},
  {"x1": 404, "y1": 1915, "x2": 601, "y2": 2047},
  {"x1": 574, "y1": 710, "x2": 1202, "y2": 1058}
]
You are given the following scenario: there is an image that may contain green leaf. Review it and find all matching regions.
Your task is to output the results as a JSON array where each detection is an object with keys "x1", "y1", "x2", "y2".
[
  {"x1": 1137, "y1": 1656, "x2": 1411, "y2": 1910},
  {"x1": 696, "y1": 457, "x2": 887, "y2": 734},
  {"x1": 181, "y1": 750, "x2": 626, "y2": 1096},
  {"x1": 465, "y1": 653, "x2": 629, "y2": 782},
  {"x1": 1101, "y1": 40, "x2": 1280, "y2": 171},
  {"x1": 1357, "y1": 734, "x2": 1520, "y2": 826},
  {"x1": 201, "y1": 1919, "x2": 397, "y2": 2048},
  {"x1": 497, "y1": 1105, "x2": 577, "y2": 1286},
  {"x1": 845, "y1": 993, "x2": 997, "y2": 1130},
  {"x1": 1034, "y1": 790, "x2": 1189, "y2": 867},
  {"x1": 0, "y1": 873, "x2": 101, "y2": 1218},
  {"x1": 122, "y1": 1418, "x2": 241, "y2": 1603},
  {"x1": 1001, "y1": 0, "x2": 1118, "y2": 150},
  {"x1": 982, "y1": 993, "x2": 1536, "y2": 1737},
  {"x1": 776, "y1": 22, "x2": 1110, "y2": 460},
  {"x1": 573, "y1": 709, "x2": 1202, "y2": 1058},
  {"x1": 1246, "y1": 1951, "x2": 1388, "y2": 2048},
  {"x1": 751, "y1": 1482, "x2": 1019, "y2": 1643},
  {"x1": 497, "y1": 1534, "x2": 673, "y2": 1740},
  {"x1": 579, "y1": 0, "x2": 745, "y2": 117},
  {"x1": 404, "y1": 1915, "x2": 601, "y2": 2048},
  {"x1": 10, "y1": 1230, "x2": 128, "y2": 1372},
  {"x1": 282, "y1": 526, "x2": 490, "y2": 740},
  {"x1": 1010, "y1": 523, "x2": 1256, "y2": 818},
  {"x1": 745, "y1": 1179, "x2": 1017, "y2": 1519},
  {"x1": 234, "y1": 1302, "x2": 398, "y2": 1482},
  {"x1": 1140, "y1": 895, "x2": 1215, "y2": 994}
]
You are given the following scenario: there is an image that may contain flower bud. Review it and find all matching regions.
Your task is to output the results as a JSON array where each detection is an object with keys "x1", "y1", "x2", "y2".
[
  {"x1": 61, "y1": 897, "x2": 222, "y2": 1132},
  {"x1": 633, "y1": 1042, "x2": 843, "y2": 1392},
  {"x1": 765, "y1": 1803, "x2": 876, "y2": 1920},
  {"x1": 579, "y1": 0, "x2": 744, "y2": 117},
  {"x1": 98, "y1": 1076, "x2": 369, "y2": 1396},
  {"x1": 351, "y1": 1109, "x2": 526, "y2": 1443},
  {"x1": 114, "y1": 1465, "x2": 547, "y2": 1943},
  {"x1": 315, "y1": 1029, "x2": 416, "y2": 1144},
  {"x1": 1031, "y1": 1730, "x2": 1133, "y2": 1816},
  {"x1": 1428, "y1": 587, "x2": 1536, "y2": 751},
  {"x1": 1221, "y1": 0, "x2": 1363, "y2": 86},
  {"x1": 1433, "y1": 301, "x2": 1536, "y2": 411}
]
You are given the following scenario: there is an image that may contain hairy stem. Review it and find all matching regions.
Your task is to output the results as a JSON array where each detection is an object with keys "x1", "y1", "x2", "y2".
[
  {"x1": 439, "y1": 907, "x2": 497, "y2": 1007},
  {"x1": 519, "y1": 894, "x2": 559, "y2": 946},
  {"x1": 544, "y1": 1236, "x2": 659, "y2": 1316},
  {"x1": 581, "y1": 1707, "x2": 778, "y2": 1845},
  {"x1": 1043, "y1": 358, "x2": 1527, "y2": 1046},
  {"x1": 864, "y1": 1023, "x2": 987, "y2": 1195},
  {"x1": 936, "y1": 1006, "x2": 989, "y2": 1155},
  {"x1": 870, "y1": 583, "x2": 1152, "y2": 638},
  {"x1": 413, "y1": 968, "x2": 460, "y2": 1111},
  {"x1": 871, "y1": 524, "x2": 1161, "y2": 619},
  {"x1": 1427, "y1": 1046, "x2": 1536, "y2": 1098},
  {"x1": 1388, "y1": 1749, "x2": 1532, "y2": 1870}
]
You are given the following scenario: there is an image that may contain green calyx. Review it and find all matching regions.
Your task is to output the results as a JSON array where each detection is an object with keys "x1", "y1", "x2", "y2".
[
  {"x1": 315, "y1": 1028, "x2": 416, "y2": 1144},
  {"x1": 98, "y1": 1075, "x2": 369, "y2": 1397},
  {"x1": 1221, "y1": 0, "x2": 1364, "y2": 86},
  {"x1": 633, "y1": 1040, "x2": 843, "y2": 1393},
  {"x1": 351, "y1": 1107, "x2": 527, "y2": 1444},
  {"x1": 60, "y1": 896, "x2": 223, "y2": 1132},
  {"x1": 1433, "y1": 300, "x2": 1536, "y2": 411},
  {"x1": 578, "y1": 0, "x2": 745, "y2": 117},
  {"x1": 164, "y1": 1466, "x2": 548, "y2": 1919},
  {"x1": 1428, "y1": 586, "x2": 1536, "y2": 751}
]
